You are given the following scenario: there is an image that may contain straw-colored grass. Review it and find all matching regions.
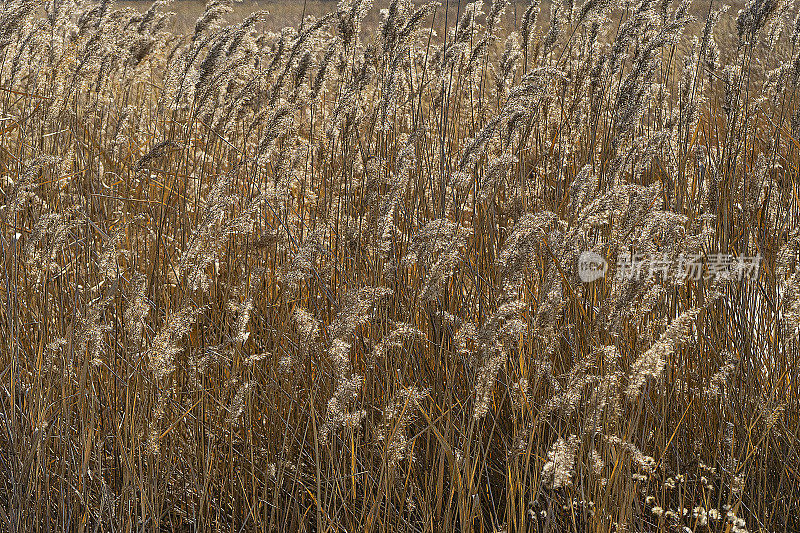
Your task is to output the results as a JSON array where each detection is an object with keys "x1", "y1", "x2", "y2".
[{"x1": 0, "y1": 0, "x2": 798, "y2": 531}]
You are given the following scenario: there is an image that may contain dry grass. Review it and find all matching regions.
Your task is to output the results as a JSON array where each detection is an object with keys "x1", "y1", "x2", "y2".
[{"x1": 0, "y1": 0, "x2": 799, "y2": 531}]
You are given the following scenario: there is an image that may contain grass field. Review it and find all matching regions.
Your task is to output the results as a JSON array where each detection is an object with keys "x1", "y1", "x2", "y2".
[{"x1": 1, "y1": 0, "x2": 799, "y2": 531}]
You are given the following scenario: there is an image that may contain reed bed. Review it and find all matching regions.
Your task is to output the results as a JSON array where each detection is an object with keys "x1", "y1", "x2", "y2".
[{"x1": 0, "y1": 0, "x2": 798, "y2": 531}]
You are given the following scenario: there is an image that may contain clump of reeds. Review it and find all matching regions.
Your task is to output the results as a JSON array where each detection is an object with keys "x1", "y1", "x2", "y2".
[{"x1": 0, "y1": 0, "x2": 798, "y2": 530}]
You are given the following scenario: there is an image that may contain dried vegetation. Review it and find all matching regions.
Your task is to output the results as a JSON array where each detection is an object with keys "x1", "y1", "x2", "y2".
[{"x1": 0, "y1": 0, "x2": 799, "y2": 530}]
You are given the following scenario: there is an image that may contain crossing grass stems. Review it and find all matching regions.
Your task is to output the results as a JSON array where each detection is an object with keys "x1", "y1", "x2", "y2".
[{"x1": 0, "y1": 0, "x2": 799, "y2": 530}]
